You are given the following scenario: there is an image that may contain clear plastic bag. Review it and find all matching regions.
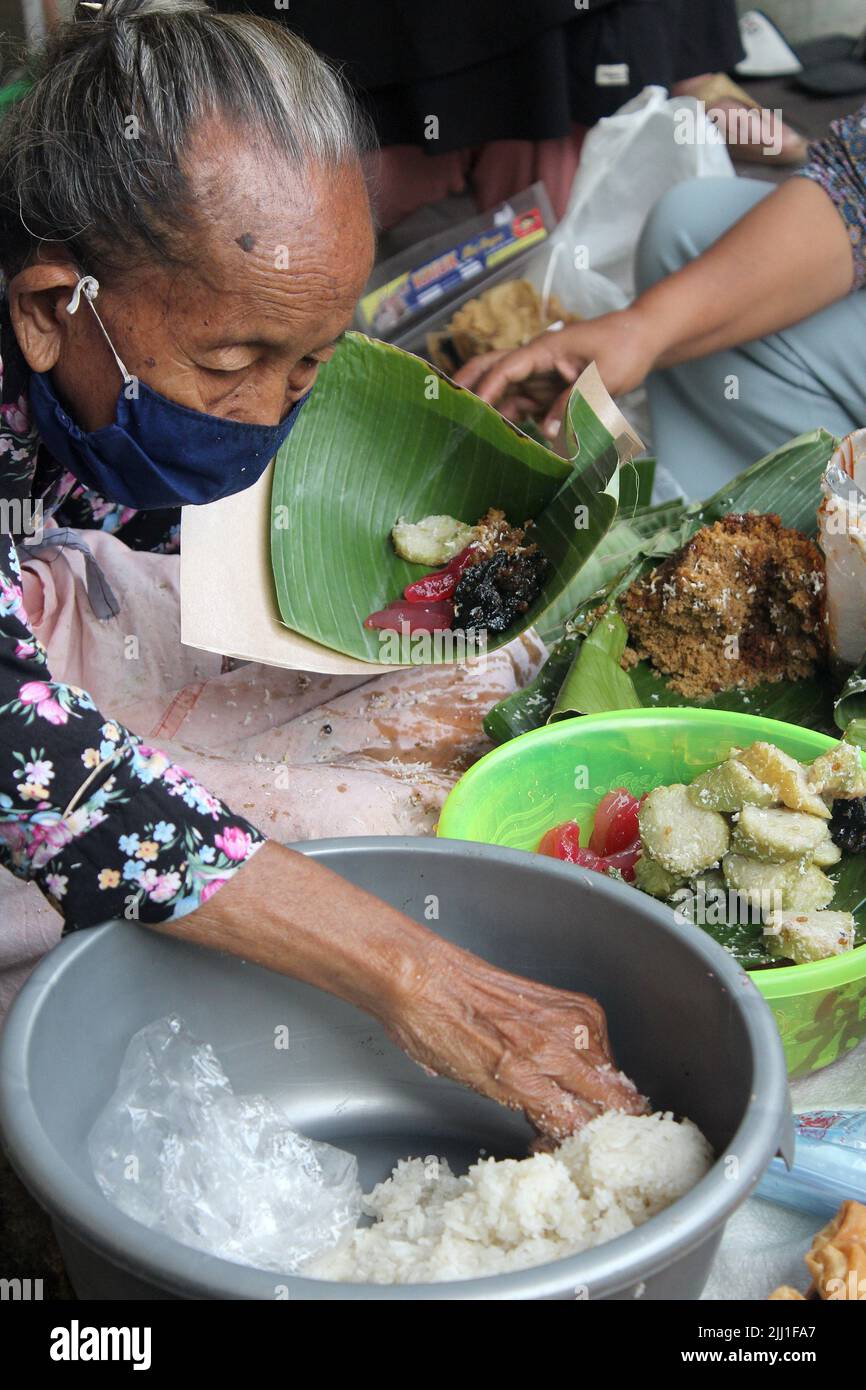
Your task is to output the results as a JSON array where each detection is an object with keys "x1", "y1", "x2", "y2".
[
  {"x1": 757, "y1": 1109, "x2": 866, "y2": 1219},
  {"x1": 88, "y1": 1016, "x2": 361, "y2": 1272},
  {"x1": 525, "y1": 86, "x2": 736, "y2": 318},
  {"x1": 818, "y1": 429, "x2": 866, "y2": 667}
]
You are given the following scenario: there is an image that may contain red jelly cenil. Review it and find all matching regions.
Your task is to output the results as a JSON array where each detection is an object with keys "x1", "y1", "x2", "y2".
[
  {"x1": 364, "y1": 600, "x2": 454, "y2": 632},
  {"x1": 589, "y1": 789, "x2": 641, "y2": 857},
  {"x1": 537, "y1": 821, "x2": 582, "y2": 862},
  {"x1": 403, "y1": 547, "x2": 479, "y2": 604},
  {"x1": 537, "y1": 789, "x2": 643, "y2": 881}
]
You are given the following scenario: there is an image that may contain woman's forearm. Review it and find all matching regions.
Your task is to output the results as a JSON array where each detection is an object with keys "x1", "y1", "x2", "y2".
[
  {"x1": 636, "y1": 179, "x2": 855, "y2": 370},
  {"x1": 147, "y1": 840, "x2": 646, "y2": 1135},
  {"x1": 149, "y1": 840, "x2": 437, "y2": 1018}
]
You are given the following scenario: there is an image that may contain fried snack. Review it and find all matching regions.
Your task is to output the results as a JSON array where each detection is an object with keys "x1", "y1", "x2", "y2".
[
  {"x1": 427, "y1": 280, "x2": 577, "y2": 416},
  {"x1": 620, "y1": 514, "x2": 827, "y2": 699},
  {"x1": 768, "y1": 1286, "x2": 807, "y2": 1300},
  {"x1": 805, "y1": 1199, "x2": 866, "y2": 1300},
  {"x1": 449, "y1": 281, "x2": 572, "y2": 358}
]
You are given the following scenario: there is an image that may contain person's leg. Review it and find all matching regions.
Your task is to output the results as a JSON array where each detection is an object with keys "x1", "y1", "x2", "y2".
[{"x1": 636, "y1": 176, "x2": 866, "y2": 498}]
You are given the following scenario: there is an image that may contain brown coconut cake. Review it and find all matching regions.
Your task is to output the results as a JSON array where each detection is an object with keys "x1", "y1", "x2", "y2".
[{"x1": 620, "y1": 513, "x2": 827, "y2": 699}]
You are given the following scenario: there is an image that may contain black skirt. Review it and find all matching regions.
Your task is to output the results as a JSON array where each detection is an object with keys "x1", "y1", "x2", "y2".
[
  {"x1": 567, "y1": 0, "x2": 747, "y2": 126},
  {"x1": 218, "y1": 0, "x2": 745, "y2": 151}
]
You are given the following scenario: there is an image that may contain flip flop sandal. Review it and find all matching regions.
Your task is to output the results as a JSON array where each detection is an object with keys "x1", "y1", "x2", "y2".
[{"x1": 736, "y1": 9, "x2": 803, "y2": 79}]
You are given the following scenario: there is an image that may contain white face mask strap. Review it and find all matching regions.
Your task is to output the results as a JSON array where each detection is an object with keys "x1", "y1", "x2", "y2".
[{"x1": 66, "y1": 274, "x2": 135, "y2": 386}]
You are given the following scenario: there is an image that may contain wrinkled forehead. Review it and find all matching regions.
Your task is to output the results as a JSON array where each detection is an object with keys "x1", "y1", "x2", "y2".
[{"x1": 143, "y1": 123, "x2": 374, "y2": 338}]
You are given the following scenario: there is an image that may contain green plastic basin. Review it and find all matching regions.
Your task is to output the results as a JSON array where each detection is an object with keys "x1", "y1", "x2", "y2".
[{"x1": 439, "y1": 707, "x2": 866, "y2": 1078}]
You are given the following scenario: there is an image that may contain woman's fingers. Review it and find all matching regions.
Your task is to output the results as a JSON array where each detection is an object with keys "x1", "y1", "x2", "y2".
[
  {"x1": 510, "y1": 1053, "x2": 646, "y2": 1144},
  {"x1": 557, "y1": 1048, "x2": 647, "y2": 1120},
  {"x1": 520, "y1": 1077, "x2": 600, "y2": 1140},
  {"x1": 455, "y1": 312, "x2": 659, "y2": 424},
  {"x1": 497, "y1": 393, "x2": 540, "y2": 423},
  {"x1": 455, "y1": 339, "x2": 565, "y2": 407},
  {"x1": 494, "y1": 1013, "x2": 647, "y2": 1141},
  {"x1": 452, "y1": 349, "x2": 510, "y2": 391},
  {"x1": 497, "y1": 992, "x2": 648, "y2": 1137},
  {"x1": 388, "y1": 949, "x2": 647, "y2": 1145},
  {"x1": 454, "y1": 323, "x2": 596, "y2": 406}
]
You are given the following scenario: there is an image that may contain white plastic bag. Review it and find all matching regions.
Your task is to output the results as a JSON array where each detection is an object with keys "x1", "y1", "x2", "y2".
[
  {"x1": 89, "y1": 1017, "x2": 362, "y2": 1272},
  {"x1": 818, "y1": 429, "x2": 866, "y2": 667},
  {"x1": 527, "y1": 86, "x2": 735, "y2": 318}
]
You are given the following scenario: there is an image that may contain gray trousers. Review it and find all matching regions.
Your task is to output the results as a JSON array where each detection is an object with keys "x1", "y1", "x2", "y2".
[{"x1": 635, "y1": 177, "x2": 866, "y2": 499}]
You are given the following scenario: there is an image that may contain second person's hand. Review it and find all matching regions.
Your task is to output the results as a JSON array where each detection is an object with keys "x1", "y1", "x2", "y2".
[{"x1": 454, "y1": 308, "x2": 659, "y2": 441}]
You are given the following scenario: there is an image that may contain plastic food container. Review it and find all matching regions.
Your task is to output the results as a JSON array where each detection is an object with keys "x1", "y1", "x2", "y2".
[
  {"x1": 439, "y1": 708, "x2": 866, "y2": 1078},
  {"x1": 0, "y1": 837, "x2": 790, "y2": 1301}
]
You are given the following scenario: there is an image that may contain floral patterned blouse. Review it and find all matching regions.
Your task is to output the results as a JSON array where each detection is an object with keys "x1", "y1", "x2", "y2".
[
  {"x1": 0, "y1": 307, "x2": 264, "y2": 931},
  {"x1": 797, "y1": 102, "x2": 866, "y2": 289}
]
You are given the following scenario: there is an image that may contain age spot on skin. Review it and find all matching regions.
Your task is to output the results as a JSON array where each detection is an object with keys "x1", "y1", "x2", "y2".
[{"x1": 235, "y1": 232, "x2": 256, "y2": 253}]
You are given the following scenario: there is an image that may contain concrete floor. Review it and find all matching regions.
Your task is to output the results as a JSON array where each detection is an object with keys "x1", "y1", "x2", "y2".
[
  {"x1": 746, "y1": 71, "x2": 862, "y2": 143},
  {"x1": 741, "y1": 0, "x2": 864, "y2": 44}
]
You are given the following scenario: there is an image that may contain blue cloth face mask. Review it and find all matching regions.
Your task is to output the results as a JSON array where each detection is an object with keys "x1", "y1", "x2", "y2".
[{"x1": 28, "y1": 275, "x2": 310, "y2": 510}]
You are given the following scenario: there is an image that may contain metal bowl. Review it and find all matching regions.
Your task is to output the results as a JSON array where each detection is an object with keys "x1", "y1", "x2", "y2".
[{"x1": 0, "y1": 837, "x2": 792, "y2": 1300}]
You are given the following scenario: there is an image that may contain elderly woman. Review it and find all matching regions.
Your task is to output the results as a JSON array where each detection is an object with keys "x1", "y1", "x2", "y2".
[{"x1": 0, "y1": 0, "x2": 641, "y2": 1137}]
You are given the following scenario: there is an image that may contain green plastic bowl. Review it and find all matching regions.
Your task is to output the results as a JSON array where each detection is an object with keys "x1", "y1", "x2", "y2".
[{"x1": 438, "y1": 708, "x2": 866, "y2": 1078}]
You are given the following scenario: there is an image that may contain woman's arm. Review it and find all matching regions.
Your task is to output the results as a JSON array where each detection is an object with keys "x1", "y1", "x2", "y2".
[
  {"x1": 457, "y1": 178, "x2": 855, "y2": 431},
  {"x1": 154, "y1": 839, "x2": 646, "y2": 1139},
  {"x1": 0, "y1": 534, "x2": 641, "y2": 1140},
  {"x1": 641, "y1": 178, "x2": 855, "y2": 368},
  {"x1": 0, "y1": 532, "x2": 264, "y2": 924}
]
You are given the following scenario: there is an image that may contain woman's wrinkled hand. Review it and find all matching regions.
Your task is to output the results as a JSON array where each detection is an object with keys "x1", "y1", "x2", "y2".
[
  {"x1": 381, "y1": 944, "x2": 647, "y2": 1144},
  {"x1": 169, "y1": 843, "x2": 645, "y2": 1146},
  {"x1": 453, "y1": 309, "x2": 658, "y2": 442}
]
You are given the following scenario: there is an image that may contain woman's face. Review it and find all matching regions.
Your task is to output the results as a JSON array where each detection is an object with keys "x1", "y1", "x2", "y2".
[{"x1": 10, "y1": 121, "x2": 375, "y2": 432}]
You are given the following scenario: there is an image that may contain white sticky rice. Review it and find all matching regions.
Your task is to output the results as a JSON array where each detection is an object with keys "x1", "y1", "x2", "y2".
[{"x1": 309, "y1": 1111, "x2": 713, "y2": 1284}]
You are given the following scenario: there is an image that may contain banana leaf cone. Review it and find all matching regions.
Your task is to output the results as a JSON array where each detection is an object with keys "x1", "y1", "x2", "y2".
[{"x1": 269, "y1": 332, "x2": 643, "y2": 666}]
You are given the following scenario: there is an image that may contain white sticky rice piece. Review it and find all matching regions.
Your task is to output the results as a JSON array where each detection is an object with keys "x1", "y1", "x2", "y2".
[{"x1": 308, "y1": 1111, "x2": 712, "y2": 1284}]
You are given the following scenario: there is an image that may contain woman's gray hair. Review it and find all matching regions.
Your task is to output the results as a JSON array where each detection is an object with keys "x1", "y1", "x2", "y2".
[{"x1": 0, "y1": 0, "x2": 374, "y2": 279}]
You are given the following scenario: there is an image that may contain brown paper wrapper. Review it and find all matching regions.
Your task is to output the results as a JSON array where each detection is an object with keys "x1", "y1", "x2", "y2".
[{"x1": 180, "y1": 364, "x2": 643, "y2": 674}]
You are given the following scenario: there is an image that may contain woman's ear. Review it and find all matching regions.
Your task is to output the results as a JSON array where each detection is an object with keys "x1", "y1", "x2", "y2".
[{"x1": 7, "y1": 263, "x2": 83, "y2": 373}]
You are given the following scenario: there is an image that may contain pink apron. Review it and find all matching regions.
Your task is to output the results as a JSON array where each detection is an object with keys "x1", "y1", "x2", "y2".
[{"x1": 1, "y1": 525, "x2": 545, "y2": 1014}]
